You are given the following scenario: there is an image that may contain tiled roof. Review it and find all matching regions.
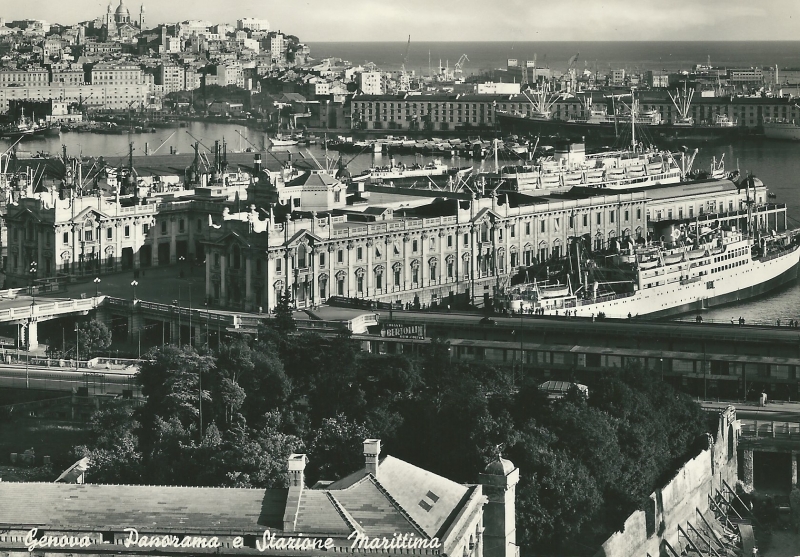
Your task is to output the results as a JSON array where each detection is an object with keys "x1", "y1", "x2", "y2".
[
  {"x1": 0, "y1": 457, "x2": 475, "y2": 541},
  {"x1": 329, "y1": 476, "x2": 420, "y2": 536},
  {"x1": 325, "y1": 456, "x2": 470, "y2": 539},
  {"x1": 293, "y1": 489, "x2": 351, "y2": 535},
  {"x1": 0, "y1": 483, "x2": 286, "y2": 533},
  {"x1": 374, "y1": 456, "x2": 469, "y2": 538}
]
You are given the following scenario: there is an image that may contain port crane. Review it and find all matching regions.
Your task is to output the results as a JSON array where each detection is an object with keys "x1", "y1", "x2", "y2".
[
  {"x1": 74, "y1": 92, "x2": 94, "y2": 115},
  {"x1": 400, "y1": 35, "x2": 411, "y2": 74},
  {"x1": 399, "y1": 35, "x2": 416, "y2": 91},
  {"x1": 567, "y1": 52, "x2": 579, "y2": 92},
  {"x1": 454, "y1": 54, "x2": 469, "y2": 81}
]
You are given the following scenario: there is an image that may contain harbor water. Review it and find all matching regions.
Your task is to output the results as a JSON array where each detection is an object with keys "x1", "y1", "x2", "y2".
[{"x1": 2, "y1": 124, "x2": 799, "y2": 323}]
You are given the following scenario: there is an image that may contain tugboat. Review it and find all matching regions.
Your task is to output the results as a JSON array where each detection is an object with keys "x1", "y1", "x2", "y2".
[{"x1": 0, "y1": 108, "x2": 50, "y2": 140}]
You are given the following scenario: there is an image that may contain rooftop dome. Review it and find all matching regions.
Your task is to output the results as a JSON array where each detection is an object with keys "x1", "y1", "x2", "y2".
[
  {"x1": 484, "y1": 456, "x2": 515, "y2": 476},
  {"x1": 115, "y1": 0, "x2": 130, "y2": 17}
]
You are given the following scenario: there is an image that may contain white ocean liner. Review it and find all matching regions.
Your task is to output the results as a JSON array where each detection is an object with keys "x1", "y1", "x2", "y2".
[{"x1": 509, "y1": 227, "x2": 800, "y2": 319}]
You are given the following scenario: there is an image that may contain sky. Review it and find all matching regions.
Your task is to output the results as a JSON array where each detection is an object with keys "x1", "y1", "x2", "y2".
[{"x1": 3, "y1": 0, "x2": 800, "y2": 42}]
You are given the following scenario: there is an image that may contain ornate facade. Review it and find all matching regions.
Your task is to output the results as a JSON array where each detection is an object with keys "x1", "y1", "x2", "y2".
[
  {"x1": 3, "y1": 191, "x2": 226, "y2": 287},
  {"x1": 203, "y1": 191, "x2": 652, "y2": 312},
  {"x1": 202, "y1": 178, "x2": 779, "y2": 313}
]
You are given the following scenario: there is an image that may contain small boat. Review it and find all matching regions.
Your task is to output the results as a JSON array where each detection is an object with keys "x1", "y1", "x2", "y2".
[
  {"x1": 269, "y1": 135, "x2": 298, "y2": 147},
  {"x1": 351, "y1": 170, "x2": 372, "y2": 183}
]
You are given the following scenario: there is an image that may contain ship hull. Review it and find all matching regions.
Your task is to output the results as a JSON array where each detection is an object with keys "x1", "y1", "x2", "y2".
[
  {"x1": 497, "y1": 113, "x2": 744, "y2": 143},
  {"x1": 542, "y1": 245, "x2": 800, "y2": 320},
  {"x1": 647, "y1": 258, "x2": 799, "y2": 319},
  {"x1": 763, "y1": 125, "x2": 800, "y2": 141}
]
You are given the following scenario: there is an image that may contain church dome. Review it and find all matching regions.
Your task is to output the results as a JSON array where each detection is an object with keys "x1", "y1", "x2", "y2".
[{"x1": 115, "y1": 0, "x2": 130, "y2": 18}]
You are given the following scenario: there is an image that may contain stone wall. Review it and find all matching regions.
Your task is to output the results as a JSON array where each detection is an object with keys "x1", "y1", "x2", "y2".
[{"x1": 595, "y1": 406, "x2": 738, "y2": 557}]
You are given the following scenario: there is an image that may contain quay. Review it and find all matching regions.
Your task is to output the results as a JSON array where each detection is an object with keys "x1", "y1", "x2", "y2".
[{"x1": 4, "y1": 287, "x2": 800, "y2": 402}]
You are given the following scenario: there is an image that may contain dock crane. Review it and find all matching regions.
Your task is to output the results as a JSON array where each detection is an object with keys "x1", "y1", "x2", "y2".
[
  {"x1": 75, "y1": 92, "x2": 94, "y2": 116},
  {"x1": 399, "y1": 35, "x2": 412, "y2": 91},
  {"x1": 401, "y1": 35, "x2": 411, "y2": 74},
  {"x1": 454, "y1": 54, "x2": 469, "y2": 81},
  {"x1": 567, "y1": 52, "x2": 579, "y2": 92}
]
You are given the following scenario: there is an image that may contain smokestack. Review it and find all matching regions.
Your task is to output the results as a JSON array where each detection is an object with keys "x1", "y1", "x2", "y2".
[
  {"x1": 364, "y1": 439, "x2": 381, "y2": 477},
  {"x1": 254, "y1": 153, "x2": 262, "y2": 174}
]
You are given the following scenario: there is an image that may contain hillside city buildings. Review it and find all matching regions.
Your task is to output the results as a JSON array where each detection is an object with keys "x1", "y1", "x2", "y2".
[{"x1": 0, "y1": 6, "x2": 799, "y2": 129}]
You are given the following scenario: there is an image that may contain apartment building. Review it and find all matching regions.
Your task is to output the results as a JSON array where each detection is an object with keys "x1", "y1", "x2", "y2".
[
  {"x1": 357, "y1": 71, "x2": 383, "y2": 95},
  {"x1": 0, "y1": 83, "x2": 149, "y2": 111},
  {"x1": 0, "y1": 68, "x2": 49, "y2": 86},
  {"x1": 237, "y1": 17, "x2": 270, "y2": 32},
  {"x1": 89, "y1": 62, "x2": 143, "y2": 86},
  {"x1": 157, "y1": 63, "x2": 185, "y2": 94}
]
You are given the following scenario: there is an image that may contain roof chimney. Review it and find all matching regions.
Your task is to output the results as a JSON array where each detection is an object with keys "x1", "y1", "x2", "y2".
[
  {"x1": 364, "y1": 439, "x2": 381, "y2": 477},
  {"x1": 283, "y1": 453, "x2": 307, "y2": 532},
  {"x1": 287, "y1": 453, "x2": 307, "y2": 488}
]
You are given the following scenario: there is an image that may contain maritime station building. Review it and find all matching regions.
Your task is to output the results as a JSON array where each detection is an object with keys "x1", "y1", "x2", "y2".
[
  {"x1": 0, "y1": 150, "x2": 786, "y2": 314},
  {"x1": 200, "y1": 175, "x2": 784, "y2": 312},
  {"x1": 0, "y1": 440, "x2": 521, "y2": 557}
]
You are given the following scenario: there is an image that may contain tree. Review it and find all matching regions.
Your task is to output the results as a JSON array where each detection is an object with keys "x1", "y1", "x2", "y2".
[
  {"x1": 72, "y1": 400, "x2": 143, "y2": 484},
  {"x1": 273, "y1": 291, "x2": 296, "y2": 335},
  {"x1": 136, "y1": 345, "x2": 215, "y2": 440},
  {"x1": 306, "y1": 413, "x2": 372, "y2": 484},
  {"x1": 76, "y1": 320, "x2": 112, "y2": 358}
]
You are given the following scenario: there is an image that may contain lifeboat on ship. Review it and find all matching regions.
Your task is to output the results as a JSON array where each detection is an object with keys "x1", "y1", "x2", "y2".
[
  {"x1": 585, "y1": 170, "x2": 604, "y2": 185},
  {"x1": 638, "y1": 258, "x2": 660, "y2": 270},
  {"x1": 540, "y1": 174, "x2": 561, "y2": 188},
  {"x1": 562, "y1": 172, "x2": 584, "y2": 186},
  {"x1": 626, "y1": 165, "x2": 646, "y2": 178}
]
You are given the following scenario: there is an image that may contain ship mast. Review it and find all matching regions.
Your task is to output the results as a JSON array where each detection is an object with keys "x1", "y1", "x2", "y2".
[{"x1": 630, "y1": 87, "x2": 636, "y2": 152}]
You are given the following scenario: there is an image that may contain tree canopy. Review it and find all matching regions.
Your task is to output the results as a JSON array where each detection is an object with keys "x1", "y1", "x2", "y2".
[{"x1": 74, "y1": 332, "x2": 709, "y2": 555}]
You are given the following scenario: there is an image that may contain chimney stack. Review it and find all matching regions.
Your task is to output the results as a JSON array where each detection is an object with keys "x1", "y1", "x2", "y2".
[
  {"x1": 254, "y1": 152, "x2": 262, "y2": 174},
  {"x1": 287, "y1": 453, "x2": 307, "y2": 488},
  {"x1": 284, "y1": 453, "x2": 307, "y2": 533},
  {"x1": 364, "y1": 439, "x2": 381, "y2": 477}
]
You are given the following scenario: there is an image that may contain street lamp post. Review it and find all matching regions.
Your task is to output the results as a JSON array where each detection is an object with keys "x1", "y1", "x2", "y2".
[
  {"x1": 176, "y1": 286, "x2": 181, "y2": 346},
  {"x1": 29, "y1": 261, "x2": 37, "y2": 306},
  {"x1": 131, "y1": 280, "x2": 139, "y2": 300},
  {"x1": 75, "y1": 323, "x2": 79, "y2": 367},
  {"x1": 204, "y1": 298, "x2": 210, "y2": 349},
  {"x1": 94, "y1": 277, "x2": 101, "y2": 298},
  {"x1": 27, "y1": 261, "x2": 37, "y2": 387}
]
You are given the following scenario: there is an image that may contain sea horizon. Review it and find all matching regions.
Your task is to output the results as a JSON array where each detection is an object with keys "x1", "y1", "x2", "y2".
[{"x1": 308, "y1": 40, "x2": 800, "y2": 75}]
